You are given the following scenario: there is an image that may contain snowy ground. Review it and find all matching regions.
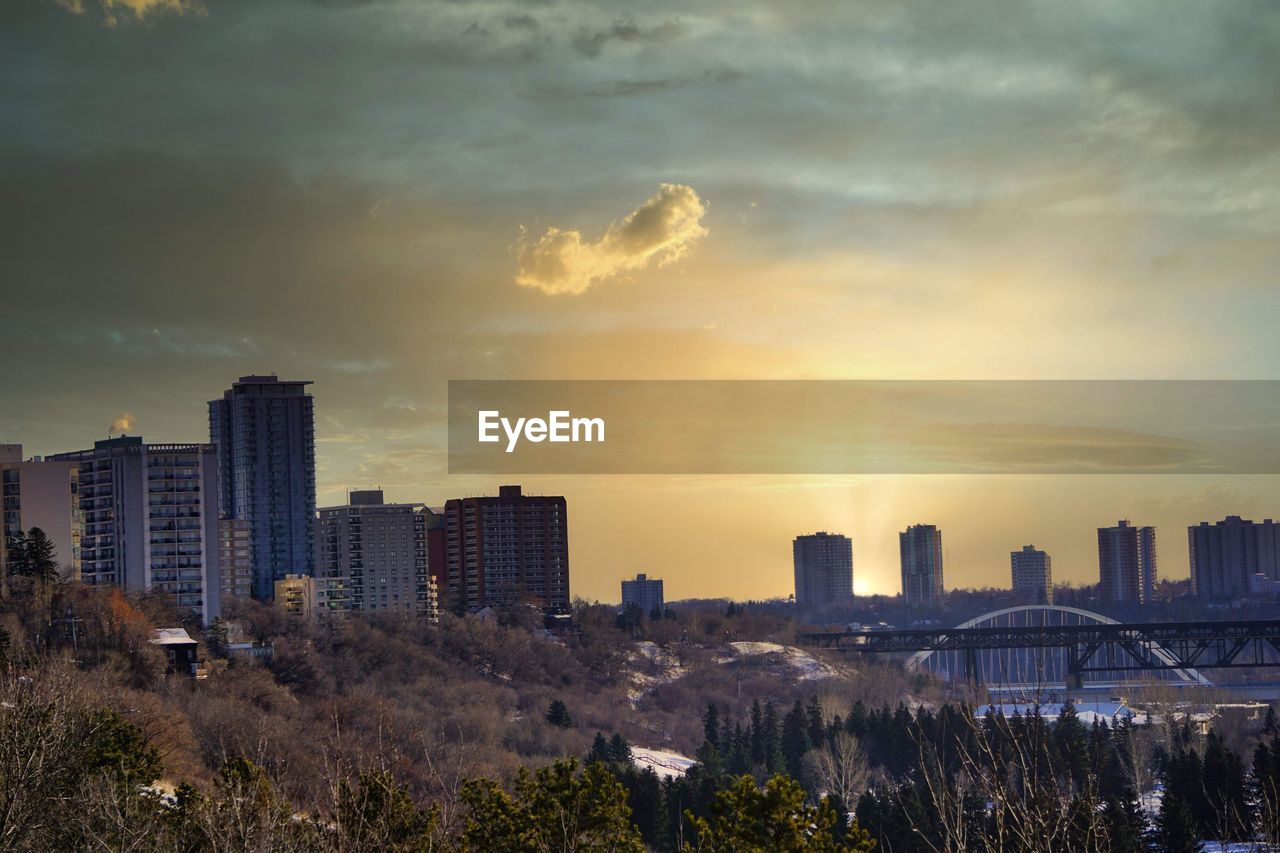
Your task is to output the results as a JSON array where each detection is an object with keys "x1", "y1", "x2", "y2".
[
  {"x1": 626, "y1": 641, "x2": 686, "y2": 704},
  {"x1": 1140, "y1": 785, "x2": 1162, "y2": 817},
  {"x1": 631, "y1": 747, "x2": 697, "y2": 779},
  {"x1": 625, "y1": 639, "x2": 841, "y2": 706},
  {"x1": 726, "y1": 641, "x2": 837, "y2": 681}
]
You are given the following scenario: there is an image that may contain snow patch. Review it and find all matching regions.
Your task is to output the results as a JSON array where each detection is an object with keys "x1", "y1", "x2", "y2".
[
  {"x1": 626, "y1": 642, "x2": 685, "y2": 704},
  {"x1": 632, "y1": 747, "x2": 697, "y2": 779},
  {"x1": 727, "y1": 641, "x2": 837, "y2": 681}
]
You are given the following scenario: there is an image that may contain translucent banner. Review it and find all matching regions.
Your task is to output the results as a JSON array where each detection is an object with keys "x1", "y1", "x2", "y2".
[{"x1": 447, "y1": 380, "x2": 1280, "y2": 474}]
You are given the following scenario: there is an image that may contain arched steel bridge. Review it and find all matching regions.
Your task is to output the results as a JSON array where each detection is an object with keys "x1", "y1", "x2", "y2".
[
  {"x1": 798, "y1": 605, "x2": 1280, "y2": 688},
  {"x1": 905, "y1": 605, "x2": 1207, "y2": 687}
]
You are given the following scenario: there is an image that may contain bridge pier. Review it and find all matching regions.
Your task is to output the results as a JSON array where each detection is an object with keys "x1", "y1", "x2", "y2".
[
  {"x1": 1065, "y1": 664, "x2": 1083, "y2": 695},
  {"x1": 963, "y1": 648, "x2": 980, "y2": 687}
]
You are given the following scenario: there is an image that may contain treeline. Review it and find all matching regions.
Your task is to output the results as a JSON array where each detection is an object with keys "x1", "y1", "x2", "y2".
[
  {"x1": 17, "y1": 657, "x2": 1280, "y2": 852},
  {"x1": 599, "y1": 694, "x2": 1280, "y2": 852}
]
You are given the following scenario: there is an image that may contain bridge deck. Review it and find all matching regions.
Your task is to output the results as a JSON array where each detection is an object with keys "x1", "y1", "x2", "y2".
[{"x1": 798, "y1": 619, "x2": 1280, "y2": 681}]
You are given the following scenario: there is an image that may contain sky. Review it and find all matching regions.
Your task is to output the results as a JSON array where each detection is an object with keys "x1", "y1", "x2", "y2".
[{"x1": 3, "y1": 0, "x2": 1280, "y2": 602}]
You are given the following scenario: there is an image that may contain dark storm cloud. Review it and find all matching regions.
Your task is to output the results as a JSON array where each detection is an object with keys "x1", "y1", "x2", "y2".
[{"x1": 8, "y1": 0, "x2": 1278, "y2": 224}]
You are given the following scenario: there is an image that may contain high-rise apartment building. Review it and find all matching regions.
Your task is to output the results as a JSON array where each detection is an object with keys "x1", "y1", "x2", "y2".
[
  {"x1": 315, "y1": 490, "x2": 438, "y2": 620},
  {"x1": 49, "y1": 437, "x2": 220, "y2": 622},
  {"x1": 442, "y1": 485, "x2": 569, "y2": 613},
  {"x1": 1097, "y1": 520, "x2": 1156, "y2": 604},
  {"x1": 208, "y1": 375, "x2": 316, "y2": 601},
  {"x1": 900, "y1": 524, "x2": 944, "y2": 608},
  {"x1": 218, "y1": 516, "x2": 253, "y2": 603},
  {"x1": 1010, "y1": 544, "x2": 1053, "y2": 605},
  {"x1": 621, "y1": 573, "x2": 665, "y2": 614},
  {"x1": 792, "y1": 532, "x2": 853, "y2": 608},
  {"x1": 1188, "y1": 516, "x2": 1280, "y2": 601},
  {"x1": 0, "y1": 444, "x2": 82, "y2": 580}
]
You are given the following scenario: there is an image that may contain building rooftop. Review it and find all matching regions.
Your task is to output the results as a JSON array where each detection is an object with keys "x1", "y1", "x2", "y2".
[{"x1": 150, "y1": 628, "x2": 197, "y2": 646}]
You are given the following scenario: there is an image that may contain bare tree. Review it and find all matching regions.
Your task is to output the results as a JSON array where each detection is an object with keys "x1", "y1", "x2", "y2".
[
  {"x1": 806, "y1": 731, "x2": 871, "y2": 808},
  {"x1": 903, "y1": 709, "x2": 1111, "y2": 852},
  {"x1": 0, "y1": 665, "x2": 89, "y2": 848}
]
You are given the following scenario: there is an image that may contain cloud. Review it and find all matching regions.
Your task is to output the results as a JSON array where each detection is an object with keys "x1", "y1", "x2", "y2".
[
  {"x1": 514, "y1": 183, "x2": 708, "y2": 296},
  {"x1": 54, "y1": 0, "x2": 204, "y2": 25},
  {"x1": 110, "y1": 413, "x2": 136, "y2": 434},
  {"x1": 572, "y1": 15, "x2": 686, "y2": 58},
  {"x1": 543, "y1": 68, "x2": 743, "y2": 99}
]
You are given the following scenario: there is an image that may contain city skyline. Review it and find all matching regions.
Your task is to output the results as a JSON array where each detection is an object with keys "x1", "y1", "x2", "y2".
[
  {"x1": 5, "y1": 1, "x2": 1280, "y2": 603},
  {"x1": 10, "y1": 411, "x2": 1280, "y2": 604}
]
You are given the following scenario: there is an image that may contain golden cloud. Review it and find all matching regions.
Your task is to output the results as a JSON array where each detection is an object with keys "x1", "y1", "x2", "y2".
[
  {"x1": 110, "y1": 413, "x2": 136, "y2": 434},
  {"x1": 515, "y1": 183, "x2": 708, "y2": 295},
  {"x1": 55, "y1": 0, "x2": 204, "y2": 25}
]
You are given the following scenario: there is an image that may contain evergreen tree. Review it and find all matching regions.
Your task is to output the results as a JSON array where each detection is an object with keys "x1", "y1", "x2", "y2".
[
  {"x1": 1162, "y1": 744, "x2": 1208, "y2": 838},
  {"x1": 845, "y1": 701, "x2": 868, "y2": 740},
  {"x1": 696, "y1": 738, "x2": 725, "y2": 777},
  {"x1": 462, "y1": 759, "x2": 644, "y2": 852},
  {"x1": 609, "y1": 733, "x2": 633, "y2": 766},
  {"x1": 887, "y1": 704, "x2": 915, "y2": 777},
  {"x1": 1102, "y1": 788, "x2": 1146, "y2": 853},
  {"x1": 625, "y1": 767, "x2": 664, "y2": 849},
  {"x1": 750, "y1": 700, "x2": 765, "y2": 766},
  {"x1": 589, "y1": 732, "x2": 612, "y2": 765},
  {"x1": 856, "y1": 783, "x2": 938, "y2": 853},
  {"x1": 704, "y1": 702, "x2": 722, "y2": 749},
  {"x1": 1154, "y1": 794, "x2": 1200, "y2": 853},
  {"x1": 728, "y1": 722, "x2": 752, "y2": 776},
  {"x1": 82, "y1": 708, "x2": 163, "y2": 784},
  {"x1": 546, "y1": 698, "x2": 573, "y2": 728},
  {"x1": 806, "y1": 696, "x2": 825, "y2": 750},
  {"x1": 684, "y1": 774, "x2": 875, "y2": 852},
  {"x1": 206, "y1": 618, "x2": 230, "y2": 658},
  {"x1": 826, "y1": 714, "x2": 844, "y2": 749},
  {"x1": 763, "y1": 702, "x2": 784, "y2": 775},
  {"x1": 1202, "y1": 729, "x2": 1249, "y2": 840},
  {"x1": 17, "y1": 527, "x2": 58, "y2": 582},
  {"x1": 781, "y1": 700, "x2": 812, "y2": 780}
]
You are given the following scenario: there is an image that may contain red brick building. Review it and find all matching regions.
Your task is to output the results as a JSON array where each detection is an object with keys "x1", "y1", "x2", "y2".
[{"x1": 443, "y1": 485, "x2": 569, "y2": 613}]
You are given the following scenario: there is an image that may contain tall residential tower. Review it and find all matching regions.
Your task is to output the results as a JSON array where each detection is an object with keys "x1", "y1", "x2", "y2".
[
  {"x1": 900, "y1": 524, "x2": 945, "y2": 608},
  {"x1": 49, "y1": 437, "x2": 220, "y2": 622},
  {"x1": 209, "y1": 375, "x2": 316, "y2": 600},
  {"x1": 1097, "y1": 520, "x2": 1156, "y2": 604},
  {"x1": 442, "y1": 485, "x2": 569, "y2": 613},
  {"x1": 621, "y1": 573, "x2": 665, "y2": 615},
  {"x1": 792, "y1": 532, "x2": 853, "y2": 608},
  {"x1": 1188, "y1": 516, "x2": 1280, "y2": 601},
  {"x1": 1010, "y1": 544, "x2": 1053, "y2": 605},
  {"x1": 314, "y1": 489, "x2": 438, "y2": 620}
]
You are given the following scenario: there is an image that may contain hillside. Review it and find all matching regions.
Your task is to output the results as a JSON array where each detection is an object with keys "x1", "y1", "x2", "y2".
[{"x1": 0, "y1": 581, "x2": 927, "y2": 811}]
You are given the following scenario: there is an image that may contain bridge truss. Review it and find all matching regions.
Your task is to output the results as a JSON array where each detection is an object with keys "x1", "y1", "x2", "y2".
[{"x1": 799, "y1": 610, "x2": 1280, "y2": 688}]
